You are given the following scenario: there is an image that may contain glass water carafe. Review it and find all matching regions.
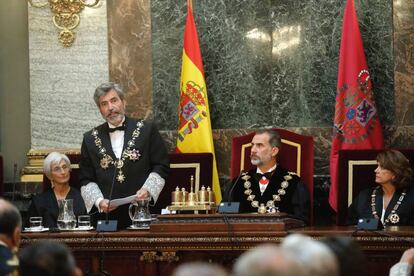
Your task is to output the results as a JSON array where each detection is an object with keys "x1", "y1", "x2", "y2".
[
  {"x1": 128, "y1": 197, "x2": 152, "y2": 228},
  {"x1": 57, "y1": 199, "x2": 76, "y2": 230}
]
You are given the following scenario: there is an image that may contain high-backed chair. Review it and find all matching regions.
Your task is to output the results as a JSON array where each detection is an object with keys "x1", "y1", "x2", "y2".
[
  {"x1": 151, "y1": 153, "x2": 213, "y2": 214},
  {"x1": 336, "y1": 149, "x2": 414, "y2": 225},
  {"x1": 41, "y1": 152, "x2": 214, "y2": 214},
  {"x1": 230, "y1": 129, "x2": 314, "y2": 224}
]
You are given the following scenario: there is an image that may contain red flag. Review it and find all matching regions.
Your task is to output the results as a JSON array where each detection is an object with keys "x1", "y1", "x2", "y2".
[{"x1": 329, "y1": 0, "x2": 384, "y2": 212}]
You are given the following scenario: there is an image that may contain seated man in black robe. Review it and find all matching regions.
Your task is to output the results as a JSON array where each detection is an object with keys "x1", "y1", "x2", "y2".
[{"x1": 230, "y1": 129, "x2": 310, "y2": 224}]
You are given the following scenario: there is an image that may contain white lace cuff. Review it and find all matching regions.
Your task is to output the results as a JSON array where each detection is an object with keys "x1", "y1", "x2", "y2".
[
  {"x1": 142, "y1": 172, "x2": 165, "y2": 203},
  {"x1": 81, "y1": 182, "x2": 104, "y2": 213},
  {"x1": 390, "y1": 262, "x2": 413, "y2": 276}
]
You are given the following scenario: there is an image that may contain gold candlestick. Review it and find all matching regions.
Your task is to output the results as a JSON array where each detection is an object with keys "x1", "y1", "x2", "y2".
[{"x1": 187, "y1": 175, "x2": 197, "y2": 206}]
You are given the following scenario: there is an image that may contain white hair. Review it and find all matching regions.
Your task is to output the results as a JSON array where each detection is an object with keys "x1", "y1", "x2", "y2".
[
  {"x1": 233, "y1": 244, "x2": 310, "y2": 276},
  {"x1": 173, "y1": 262, "x2": 228, "y2": 276},
  {"x1": 281, "y1": 234, "x2": 339, "y2": 276},
  {"x1": 43, "y1": 152, "x2": 71, "y2": 180}
]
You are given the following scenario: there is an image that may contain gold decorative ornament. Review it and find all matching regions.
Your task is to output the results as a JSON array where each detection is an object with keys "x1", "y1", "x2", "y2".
[
  {"x1": 139, "y1": 251, "x2": 158, "y2": 263},
  {"x1": 158, "y1": 252, "x2": 179, "y2": 263},
  {"x1": 167, "y1": 176, "x2": 216, "y2": 213},
  {"x1": 28, "y1": 0, "x2": 101, "y2": 47}
]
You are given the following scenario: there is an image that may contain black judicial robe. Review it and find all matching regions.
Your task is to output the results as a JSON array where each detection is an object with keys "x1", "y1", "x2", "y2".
[
  {"x1": 79, "y1": 117, "x2": 170, "y2": 228},
  {"x1": 231, "y1": 166, "x2": 310, "y2": 224},
  {"x1": 0, "y1": 244, "x2": 18, "y2": 276},
  {"x1": 27, "y1": 187, "x2": 86, "y2": 228},
  {"x1": 348, "y1": 186, "x2": 414, "y2": 226}
]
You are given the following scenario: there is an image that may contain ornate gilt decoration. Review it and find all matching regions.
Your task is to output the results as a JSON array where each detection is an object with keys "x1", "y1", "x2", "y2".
[
  {"x1": 158, "y1": 252, "x2": 179, "y2": 263},
  {"x1": 140, "y1": 251, "x2": 158, "y2": 263},
  {"x1": 28, "y1": 0, "x2": 101, "y2": 47}
]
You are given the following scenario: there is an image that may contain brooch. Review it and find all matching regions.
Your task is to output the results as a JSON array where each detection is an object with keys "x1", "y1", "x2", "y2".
[{"x1": 124, "y1": 148, "x2": 141, "y2": 161}]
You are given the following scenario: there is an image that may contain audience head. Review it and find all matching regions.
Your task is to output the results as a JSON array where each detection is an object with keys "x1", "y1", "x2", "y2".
[
  {"x1": 281, "y1": 234, "x2": 339, "y2": 276},
  {"x1": 0, "y1": 198, "x2": 22, "y2": 249},
  {"x1": 173, "y1": 262, "x2": 228, "y2": 276},
  {"x1": 375, "y1": 149, "x2": 413, "y2": 189},
  {"x1": 251, "y1": 129, "x2": 282, "y2": 168},
  {"x1": 233, "y1": 243, "x2": 309, "y2": 276},
  {"x1": 94, "y1": 82, "x2": 126, "y2": 126},
  {"x1": 321, "y1": 236, "x2": 367, "y2": 276},
  {"x1": 19, "y1": 240, "x2": 82, "y2": 276},
  {"x1": 43, "y1": 152, "x2": 71, "y2": 184}
]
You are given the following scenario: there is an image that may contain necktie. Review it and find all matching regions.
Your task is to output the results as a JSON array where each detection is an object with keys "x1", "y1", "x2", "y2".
[
  {"x1": 108, "y1": 122, "x2": 126, "y2": 132},
  {"x1": 255, "y1": 172, "x2": 273, "y2": 180}
]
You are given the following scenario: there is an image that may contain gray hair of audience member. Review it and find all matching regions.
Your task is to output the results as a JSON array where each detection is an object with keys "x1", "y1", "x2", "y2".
[
  {"x1": 19, "y1": 240, "x2": 81, "y2": 276},
  {"x1": 255, "y1": 129, "x2": 282, "y2": 149},
  {"x1": 320, "y1": 236, "x2": 367, "y2": 276},
  {"x1": 281, "y1": 234, "x2": 339, "y2": 276},
  {"x1": 43, "y1": 152, "x2": 71, "y2": 181},
  {"x1": 233, "y1": 244, "x2": 310, "y2": 276},
  {"x1": 173, "y1": 262, "x2": 228, "y2": 276},
  {"x1": 93, "y1": 82, "x2": 125, "y2": 106},
  {"x1": 0, "y1": 198, "x2": 22, "y2": 237}
]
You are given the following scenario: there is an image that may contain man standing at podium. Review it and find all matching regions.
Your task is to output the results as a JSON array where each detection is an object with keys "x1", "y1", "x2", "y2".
[
  {"x1": 230, "y1": 129, "x2": 310, "y2": 223},
  {"x1": 79, "y1": 82, "x2": 169, "y2": 228}
]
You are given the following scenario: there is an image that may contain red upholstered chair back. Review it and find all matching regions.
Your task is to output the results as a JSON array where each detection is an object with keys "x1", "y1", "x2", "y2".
[
  {"x1": 230, "y1": 129, "x2": 314, "y2": 224},
  {"x1": 337, "y1": 149, "x2": 414, "y2": 225},
  {"x1": 151, "y1": 153, "x2": 213, "y2": 214},
  {"x1": 42, "y1": 154, "x2": 82, "y2": 191}
]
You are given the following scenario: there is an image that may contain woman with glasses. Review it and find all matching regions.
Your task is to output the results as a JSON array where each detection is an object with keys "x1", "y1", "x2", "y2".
[{"x1": 27, "y1": 152, "x2": 86, "y2": 229}]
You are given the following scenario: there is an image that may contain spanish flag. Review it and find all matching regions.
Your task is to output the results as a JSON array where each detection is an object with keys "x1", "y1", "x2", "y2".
[{"x1": 176, "y1": 0, "x2": 222, "y2": 203}]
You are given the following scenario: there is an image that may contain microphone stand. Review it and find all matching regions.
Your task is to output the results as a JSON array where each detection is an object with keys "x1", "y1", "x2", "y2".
[
  {"x1": 218, "y1": 170, "x2": 244, "y2": 213},
  {"x1": 11, "y1": 163, "x2": 17, "y2": 202},
  {"x1": 96, "y1": 166, "x2": 118, "y2": 232}
]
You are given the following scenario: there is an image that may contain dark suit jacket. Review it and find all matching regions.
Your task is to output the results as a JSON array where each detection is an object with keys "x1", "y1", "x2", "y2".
[
  {"x1": 0, "y1": 244, "x2": 18, "y2": 276},
  {"x1": 231, "y1": 166, "x2": 310, "y2": 224},
  {"x1": 79, "y1": 117, "x2": 169, "y2": 228},
  {"x1": 27, "y1": 187, "x2": 86, "y2": 228},
  {"x1": 348, "y1": 186, "x2": 414, "y2": 226}
]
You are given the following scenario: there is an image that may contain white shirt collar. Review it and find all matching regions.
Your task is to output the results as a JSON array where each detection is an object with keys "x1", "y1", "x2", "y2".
[{"x1": 256, "y1": 164, "x2": 277, "y2": 174}]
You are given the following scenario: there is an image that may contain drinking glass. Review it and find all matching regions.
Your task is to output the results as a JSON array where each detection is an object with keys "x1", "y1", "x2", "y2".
[
  {"x1": 77, "y1": 215, "x2": 91, "y2": 229},
  {"x1": 29, "y1": 217, "x2": 43, "y2": 230}
]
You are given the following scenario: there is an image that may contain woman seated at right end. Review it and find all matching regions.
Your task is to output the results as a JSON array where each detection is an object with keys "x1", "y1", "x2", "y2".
[{"x1": 348, "y1": 149, "x2": 414, "y2": 226}]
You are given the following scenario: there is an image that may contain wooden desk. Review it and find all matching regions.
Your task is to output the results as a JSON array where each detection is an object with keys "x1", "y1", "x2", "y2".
[{"x1": 20, "y1": 224, "x2": 414, "y2": 276}]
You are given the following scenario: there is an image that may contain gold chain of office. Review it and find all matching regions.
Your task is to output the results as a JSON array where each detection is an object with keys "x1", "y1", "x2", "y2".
[
  {"x1": 92, "y1": 120, "x2": 144, "y2": 183},
  {"x1": 243, "y1": 171, "x2": 294, "y2": 211},
  {"x1": 371, "y1": 186, "x2": 406, "y2": 225}
]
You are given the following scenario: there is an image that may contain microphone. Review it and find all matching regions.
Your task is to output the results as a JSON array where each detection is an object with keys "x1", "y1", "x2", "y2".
[
  {"x1": 218, "y1": 170, "x2": 245, "y2": 213},
  {"x1": 12, "y1": 163, "x2": 18, "y2": 202},
  {"x1": 96, "y1": 165, "x2": 118, "y2": 232}
]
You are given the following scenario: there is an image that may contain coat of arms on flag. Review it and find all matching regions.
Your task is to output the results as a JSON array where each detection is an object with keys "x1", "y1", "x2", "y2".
[{"x1": 178, "y1": 80, "x2": 208, "y2": 141}]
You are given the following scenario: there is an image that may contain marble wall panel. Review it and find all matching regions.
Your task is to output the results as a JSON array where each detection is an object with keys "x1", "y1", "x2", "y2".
[
  {"x1": 394, "y1": 0, "x2": 414, "y2": 125},
  {"x1": 107, "y1": 0, "x2": 153, "y2": 119},
  {"x1": 151, "y1": 0, "x2": 393, "y2": 130},
  {"x1": 28, "y1": 2, "x2": 109, "y2": 148}
]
